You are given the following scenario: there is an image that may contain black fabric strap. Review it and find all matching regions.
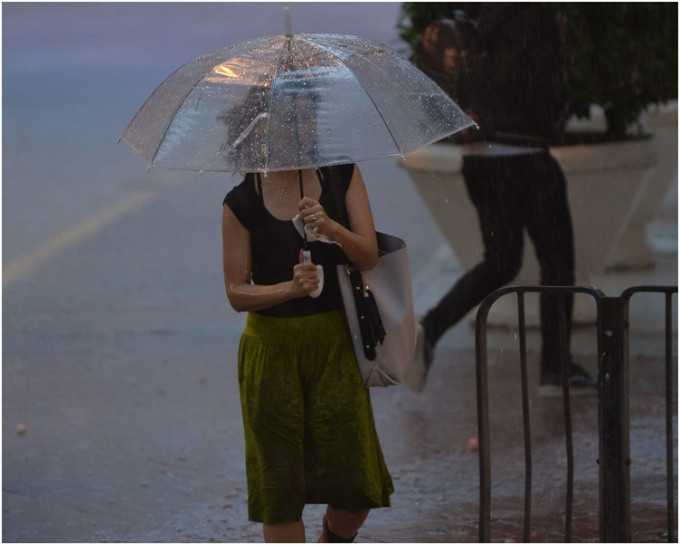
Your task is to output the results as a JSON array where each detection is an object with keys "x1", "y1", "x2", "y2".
[
  {"x1": 255, "y1": 172, "x2": 263, "y2": 200},
  {"x1": 345, "y1": 265, "x2": 386, "y2": 361}
]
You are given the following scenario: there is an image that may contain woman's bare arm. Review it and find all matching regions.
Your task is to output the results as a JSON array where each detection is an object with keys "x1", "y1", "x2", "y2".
[{"x1": 221, "y1": 204, "x2": 319, "y2": 312}]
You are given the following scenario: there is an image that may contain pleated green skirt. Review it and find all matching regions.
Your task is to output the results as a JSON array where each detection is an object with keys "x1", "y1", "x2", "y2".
[{"x1": 238, "y1": 309, "x2": 394, "y2": 524}]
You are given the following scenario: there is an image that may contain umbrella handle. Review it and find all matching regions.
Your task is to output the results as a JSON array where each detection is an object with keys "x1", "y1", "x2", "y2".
[{"x1": 303, "y1": 250, "x2": 324, "y2": 298}]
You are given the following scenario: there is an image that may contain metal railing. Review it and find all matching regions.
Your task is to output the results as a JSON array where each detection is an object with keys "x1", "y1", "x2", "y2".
[
  {"x1": 475, "y1": 285, "x2": 677, "y2": 542},
  {"x1": 620, "y1": 286, "x2": 678, "y2": 543}
]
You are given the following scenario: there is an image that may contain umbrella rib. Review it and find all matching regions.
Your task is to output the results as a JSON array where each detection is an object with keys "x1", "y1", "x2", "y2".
[
  {"x1": 299, "y1": 37, "x2": 404, "y2": 156},
  {"x1": 349, "y1": 76, "x2": 404, "y2": 156},
  {"x1": 260, "y1": 36, "x2": 299, "y2": 172},
  {"x1": 144, "y1": 54, "x2": 224, "y2": 166},
  {"x1": 306, "y1": 36, "x2": 475, "y2": 154}
]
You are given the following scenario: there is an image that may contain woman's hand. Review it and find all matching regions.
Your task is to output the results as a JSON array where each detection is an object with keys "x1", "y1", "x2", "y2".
[
  {"x1": 223, "y1": 204, "x2": 318, "y2": 311},
  {"x1": 298, "y1": 167, "x2": 378, "y2": 270},
  {"x1": 308, "y1": 166, "x2": 376, "y2": 271},
  {"x1": 291, "y1": 250, "x2": 320, "y2": 297},
  {"x1": 298, "y1": 196, "x2": 338, "y2": 241}
]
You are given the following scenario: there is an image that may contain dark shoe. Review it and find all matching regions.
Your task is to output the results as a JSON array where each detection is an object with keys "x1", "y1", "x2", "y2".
[
  {"x1": 403, "y1": 323, "x2": 434, "y2": 393},
  {"x1": 539, "y1": 362, "x2": 597, "y2": 397}
]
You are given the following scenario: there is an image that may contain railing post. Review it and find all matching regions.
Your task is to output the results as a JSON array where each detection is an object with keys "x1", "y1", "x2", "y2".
[{"x1": 598, "y1": 296, "x2": 631, "y2": 542}]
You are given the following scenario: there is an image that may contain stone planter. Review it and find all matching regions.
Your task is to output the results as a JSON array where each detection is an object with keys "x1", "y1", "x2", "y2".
[
  {"x1": 397, "y1": 134, "x2": 661, "y2": 326},
  {"x1": 607, "y1": 101, "x2": 678, "y2": 269}
]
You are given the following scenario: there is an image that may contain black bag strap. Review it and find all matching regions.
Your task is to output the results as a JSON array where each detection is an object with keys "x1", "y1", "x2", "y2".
[
  {"x1": 346, "y1": 266, "x2": 386, "y2": 360},
  {"x1": 324, "y1": 167, "x2": 389, "y2": 359}
]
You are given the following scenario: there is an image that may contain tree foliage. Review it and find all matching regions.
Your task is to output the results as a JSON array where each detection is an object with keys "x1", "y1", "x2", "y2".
[{"x1": 399, "y1": 2, "x2": 678, "y2": 138}]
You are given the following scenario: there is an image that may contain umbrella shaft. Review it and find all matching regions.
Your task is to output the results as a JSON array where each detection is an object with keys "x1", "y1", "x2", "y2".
[{"x1": 298, "y1": 169, "x2": 309, "y2": 250}]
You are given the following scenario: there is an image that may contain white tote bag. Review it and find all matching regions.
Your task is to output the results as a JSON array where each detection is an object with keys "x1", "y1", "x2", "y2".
[{"x1": 338, "y1": 232, "x2": 417, "y2": 387}]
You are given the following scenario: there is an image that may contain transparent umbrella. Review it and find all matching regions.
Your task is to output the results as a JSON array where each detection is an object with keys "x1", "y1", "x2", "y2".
[{"x1": 121, "y1": 27, "x2": 475, "y2": 173}]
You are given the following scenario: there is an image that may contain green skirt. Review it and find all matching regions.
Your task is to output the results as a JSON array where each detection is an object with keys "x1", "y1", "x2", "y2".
[{"x1": 238, "y1": 309, "x2": 394, "y2": 524}]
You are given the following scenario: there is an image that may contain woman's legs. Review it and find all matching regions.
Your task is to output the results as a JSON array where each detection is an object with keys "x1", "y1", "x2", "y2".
[
  {"x1": 261, "y1": 508, "x2": 369, "y2": 543},
  {"x1": 263, "y1": 520, "x2": 305, "y2": 543},
  {"x1": 319, "y1": 507, "x2": 370, "y2": 542}
]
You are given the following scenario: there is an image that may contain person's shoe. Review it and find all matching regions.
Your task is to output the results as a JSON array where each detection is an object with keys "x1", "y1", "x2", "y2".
[
  {"x1": 538, "y1": 362, "x2": 598, "y2": 398},
  {"x1": 403, "y1": 323, "x2": 434, "y2": 393}
]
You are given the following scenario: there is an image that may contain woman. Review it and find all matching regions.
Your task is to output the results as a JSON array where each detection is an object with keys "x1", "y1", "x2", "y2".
[{"x1": 222, "y1": 163, "x2": 393, "y2": 542}]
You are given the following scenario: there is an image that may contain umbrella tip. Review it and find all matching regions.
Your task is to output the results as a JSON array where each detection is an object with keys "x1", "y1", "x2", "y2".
[{"x1": 283, "y1": 6, "x2": 293, "y2": 37}]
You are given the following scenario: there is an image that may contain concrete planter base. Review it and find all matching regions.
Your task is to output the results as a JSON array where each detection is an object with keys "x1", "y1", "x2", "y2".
[{"x1": 397, "y1": 136, "x2": 662, "y2": 326}]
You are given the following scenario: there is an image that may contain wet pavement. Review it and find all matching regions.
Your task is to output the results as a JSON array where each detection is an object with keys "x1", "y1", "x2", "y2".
[{"x1": 3, "y1": 162, "x2": 676, "y2": 543}]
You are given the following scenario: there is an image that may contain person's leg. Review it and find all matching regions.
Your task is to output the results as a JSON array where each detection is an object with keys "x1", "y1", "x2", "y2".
[
  {"x1": 263, "y1": 520, "x2": 306, "y2": 543},
  {"x1": 406, "y1": 155, "x2": 527, "y2": 392},
  {"x1": 422, "y1": 155, "x2": 525, "y2": 347},
  {"x1": 521, "y1": 153, "x2": 579, "y2": 381},
  {"x1": 318, "y1": 508, "x2": 370, "y2": 542}
]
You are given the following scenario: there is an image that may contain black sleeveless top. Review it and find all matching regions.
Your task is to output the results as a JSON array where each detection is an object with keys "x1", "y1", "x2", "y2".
[{"x1": 223, "y1": 164, "x2": 353, "y2": 317}]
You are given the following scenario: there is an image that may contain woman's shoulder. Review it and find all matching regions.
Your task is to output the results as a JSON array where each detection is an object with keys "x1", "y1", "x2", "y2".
[
  {"x1": 223, "y1": 174, "x2": 260, "y2": 231},
  {"x1": 320, "y1": 163, "x2": 354, "y2": 193},
  {"x1": 223, "y1": 173, "x2": 255, "y2": 207},
  {"x1": 325, "y1": 162, "x2": 354, "y2": 179}
]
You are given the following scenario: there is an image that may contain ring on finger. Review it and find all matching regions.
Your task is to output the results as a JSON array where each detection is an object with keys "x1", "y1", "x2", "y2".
[{"x1": 310, "y1": 214, "x2": 316, "y2": 221}]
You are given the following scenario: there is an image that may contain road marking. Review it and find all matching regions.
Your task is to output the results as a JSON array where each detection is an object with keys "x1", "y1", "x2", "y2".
[{"x1": 3, "y1": 190, "x2": 156, "y2": 288}]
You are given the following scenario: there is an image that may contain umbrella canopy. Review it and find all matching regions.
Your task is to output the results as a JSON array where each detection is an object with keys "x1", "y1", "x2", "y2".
[{"x1": 122, "y1": 32, "x2": 474, "y2": 173}]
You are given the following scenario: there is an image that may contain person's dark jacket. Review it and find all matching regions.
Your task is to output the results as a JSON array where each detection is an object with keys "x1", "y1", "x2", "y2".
[{"x1": 421, "y1": 3, "x2": 566, "y2": 143}]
